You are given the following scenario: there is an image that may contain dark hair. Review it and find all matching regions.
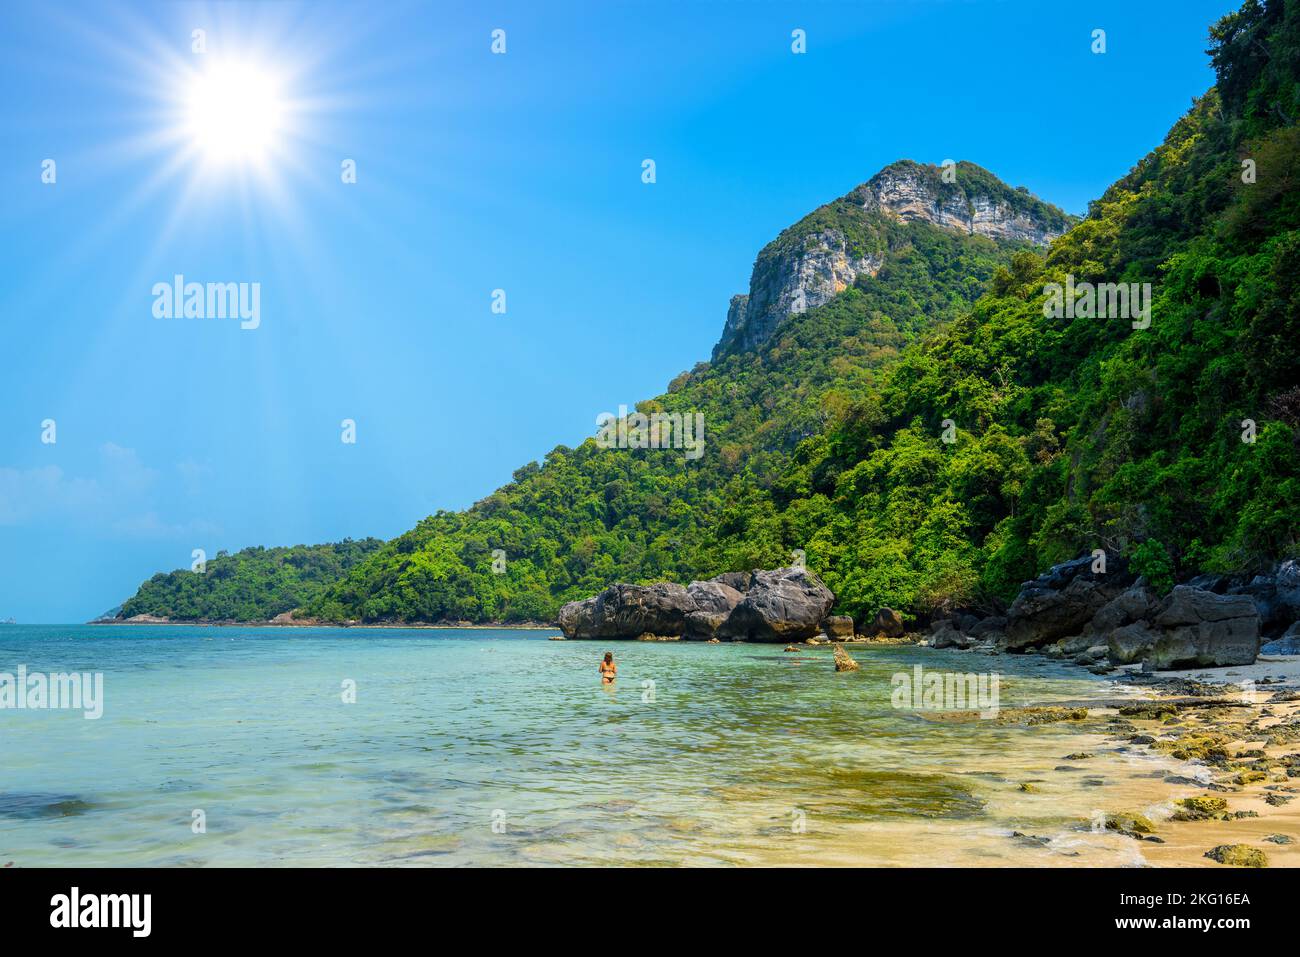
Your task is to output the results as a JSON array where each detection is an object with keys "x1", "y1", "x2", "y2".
[{"x1": 603, "y1": 652, "x2": 613, "y2": 663}]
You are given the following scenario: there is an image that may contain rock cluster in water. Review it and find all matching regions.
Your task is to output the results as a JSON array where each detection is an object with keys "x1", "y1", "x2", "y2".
[{"x1": 557, "y1": 567, "x2": 838, "y2": 642}]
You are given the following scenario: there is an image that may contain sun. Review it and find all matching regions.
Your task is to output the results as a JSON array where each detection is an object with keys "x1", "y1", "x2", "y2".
[{"x1": 184, "y1": 61, "x2": 284, "y2": 164}]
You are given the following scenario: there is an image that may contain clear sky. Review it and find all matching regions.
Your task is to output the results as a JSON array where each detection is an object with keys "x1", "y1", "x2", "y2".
[{"x1": 0, "y1": 0, "x2": 1239, "y2": 622}]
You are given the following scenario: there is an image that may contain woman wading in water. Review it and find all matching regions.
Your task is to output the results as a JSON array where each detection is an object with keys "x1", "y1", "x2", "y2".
[{"x1": 598, "y1": 652, "x2": 617, "y2": 684}]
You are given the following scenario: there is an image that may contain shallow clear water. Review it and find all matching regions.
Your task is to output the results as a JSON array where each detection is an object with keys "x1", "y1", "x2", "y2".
[{"x1": 0, "y1": 625, "x2": 1186, "y2": 866}]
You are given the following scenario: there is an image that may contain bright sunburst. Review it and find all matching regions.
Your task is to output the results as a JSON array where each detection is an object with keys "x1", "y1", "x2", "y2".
[{"x1": 184, "y1": 60, "x2": 284, "y2": 165}]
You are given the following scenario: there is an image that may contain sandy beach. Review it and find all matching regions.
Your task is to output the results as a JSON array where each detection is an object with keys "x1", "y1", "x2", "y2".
[{"x1": 1111, "y1": 655, "x2": 1300, "y2": 867}]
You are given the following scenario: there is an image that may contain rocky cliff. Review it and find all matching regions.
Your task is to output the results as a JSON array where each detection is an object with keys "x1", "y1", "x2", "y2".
[
  {"x1": 712, "y1": 160, "x2": 1074, "y2": 359},
  {"x1": 850, "y1": 160, "x2": 1070, "y2": 245}
]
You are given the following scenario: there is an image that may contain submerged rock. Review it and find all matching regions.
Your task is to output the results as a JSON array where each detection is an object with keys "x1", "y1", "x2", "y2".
[
  {"x1": 832, "y1": 643, "x2": 859, "y2": 672},
  {"x1": 1171, "y1": 796, "x2": 1228, "y2": 821},
  {"x1": 1105, "y1": 811, "x2": 1156, "y2": 838}
]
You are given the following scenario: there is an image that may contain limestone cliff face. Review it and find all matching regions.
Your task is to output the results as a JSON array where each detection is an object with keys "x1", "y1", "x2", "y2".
[
  {"x1": 722, "y1": 294, "x2": 748, "y2": 348},
  {"x1": 852, "y1": 162, "x2": 1066, "y2": 245},
  {"x1": 715, "y1": 231, "x2": 882, "y2": 358},
  {"x1": 712, "y1": 160, "x2": 1074, "y2": 359}
]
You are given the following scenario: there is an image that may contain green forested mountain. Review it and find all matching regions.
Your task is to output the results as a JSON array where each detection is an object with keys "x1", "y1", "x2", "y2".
[
  {"x1": 117, "y1": 0, "x2": 1300, "y2": 628},
  {"x1": 116, "y1": 163, "x2": 1053, "y2": 624},
  {"x1": 702, "y1": 0, "x2": 1300, "y2": 624},
  {"x1": 302, "y1": 191, "x2": 1048, "y2": 623}
]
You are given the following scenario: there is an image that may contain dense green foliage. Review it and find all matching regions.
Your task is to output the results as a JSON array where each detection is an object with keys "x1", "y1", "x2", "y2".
[
  {"x1": 704, "y1": 0, "x2": 1300, "y2": 623},
  {"x1": 119, "y1": 539, "x2": 383, "y2": 621},
  {"x1": 1130, "y1": 540, "x2": 1176, "y2": 595},
  {"x1": 121, "y1": 0, "x2": 1300, "y2": 628}
]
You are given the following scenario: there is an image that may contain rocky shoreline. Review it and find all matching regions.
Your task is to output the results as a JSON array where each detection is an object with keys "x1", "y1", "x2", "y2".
[
  {"x1": 1113, "y1": 669, "x2": 1300, "y2": 868},
  {"x1": 919, "y1": 554, "x2": 1300, "y2": 672},
  {"x1": 999, "y1": 662, "x2": 1300, "y2": 867},
  {"x1": 906, "y1": 554, "x2": 1300, "y2": 866},
  {"x1": 555, "y1": 554, "x2": 1299, "y2": 666},
  {"x1": 754, "y1": 638, "x2": 1300, "y2": 867},
  {"x1": 557, "y1": 557, "x2": 1300, "y2": 865}
]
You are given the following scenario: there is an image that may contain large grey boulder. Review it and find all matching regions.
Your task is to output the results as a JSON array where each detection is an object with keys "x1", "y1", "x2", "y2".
[
  {"x1": 683, "y1": 580, "x2": 745, "y2": 639},
  {"x1": 1147, "y1": 586, "x2": 1261, "y2": 669},
  {"x1": 559, "y1": 568, "x2": 837, "y2": 642},
  {"x1": 1185, "y1": 573, "x2": 1231, "y2": 593},
  {"x1": 709, "y1": 571, "x2": 754, "y2": 593},
  {"x1": 1091, "y1": 582, "x2": 1157, "y2": 633},
  {"x1": 966, "y1": 616, "x2": 1008, "y2": 640},
  {"x1": 557, "y1": 582, "x2": 695, "y2": 639},
  {"x1": 1002, "y1": 556, "x2": 1128, "y2": 651},
  {"x1": 1155, "y1": 587, "x2": 1260, "y2": 627},
  {"x1": 719, "y1": 567, "x2": 834, "y2": 642},
  {"x1": 557, "y1": 597, "x2": 598, "y2": 639},
  {"x1": 688, "y1": 580, "x2": 744, "y2": 613},
  {"x1": 1108, "y1": 622, "x2": 1159, "y2": 665},
  {"x1": 930, "y1": 620, "x2": 972, "y2": 650}
]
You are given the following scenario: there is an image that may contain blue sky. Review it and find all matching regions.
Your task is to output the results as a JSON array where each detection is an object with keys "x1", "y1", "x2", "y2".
[{"x1": 0, "y1": 0, "x2": 1238, "y2": 622}]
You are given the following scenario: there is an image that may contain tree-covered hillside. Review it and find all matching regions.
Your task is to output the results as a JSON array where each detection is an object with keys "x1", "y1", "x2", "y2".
[
  {"x1": 302, "y1": 214, "x2": 1034, "y2": 623},
  {"x1": 703, "y1": 0, "x2": 1300, "y2": 623},
  {"x1": 116, "y1": 0, "x2": 1300, "y2": 630}
]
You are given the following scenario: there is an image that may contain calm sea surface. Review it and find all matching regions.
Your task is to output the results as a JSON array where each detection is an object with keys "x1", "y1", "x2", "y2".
[{"x1": 0, "y1": 625, "x2": 1185, "y2": 866}]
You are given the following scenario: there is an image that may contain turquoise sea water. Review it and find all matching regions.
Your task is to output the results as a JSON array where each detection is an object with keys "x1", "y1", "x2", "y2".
[{"x1": 0, "y1": 625, "x2": 1186, "y2": 867}]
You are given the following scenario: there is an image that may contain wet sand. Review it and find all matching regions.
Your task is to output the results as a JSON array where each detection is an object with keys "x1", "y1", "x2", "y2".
[{"x1": 1120, "y1": 655, "x2": 1300, "y2": 867}]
